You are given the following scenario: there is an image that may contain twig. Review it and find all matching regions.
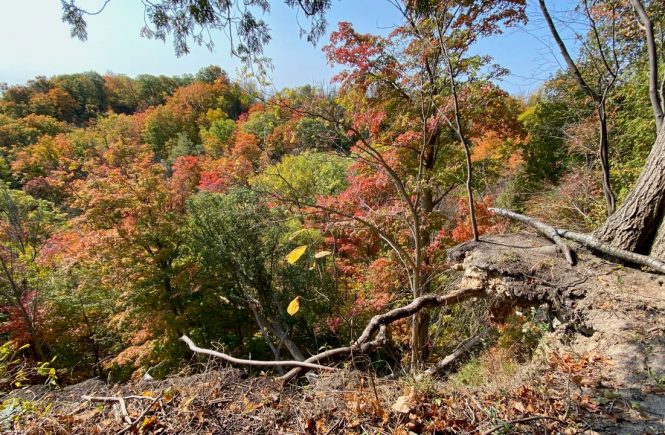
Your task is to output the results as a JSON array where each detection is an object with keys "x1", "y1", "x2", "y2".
[
  {"x1": 82, "y1": 395, "x2": 133, "y2": 425},
  {"x1": 115, "y1": 394, "x2": 162, "y2": 435},
  {"x1": 481, "y1": 415, "x2": 567, "y2": 435},
  {"x1": 180, "y1": 335, "x2": 336, "y2": 371}
]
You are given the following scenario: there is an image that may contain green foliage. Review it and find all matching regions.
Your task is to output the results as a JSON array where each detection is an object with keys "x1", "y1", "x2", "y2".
[{"x1": 252, "y1": 151, "x2": 350, "y2": 201}]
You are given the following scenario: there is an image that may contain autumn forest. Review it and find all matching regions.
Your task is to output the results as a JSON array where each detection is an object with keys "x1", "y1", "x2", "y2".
[{"x1": 1, "y1": 0, "x2": 665, "y2": 432}]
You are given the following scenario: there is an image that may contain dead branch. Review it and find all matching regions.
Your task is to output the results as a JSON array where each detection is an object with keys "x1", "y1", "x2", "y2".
[
  {"x1": 481, "y1": 415, "x2": 567, "y2": 435},
  {"x1": 280, "y1": 325, "x2": 389, "y2": 384},
  {"x1": 490, "y1": 207, "x2": 665, "y2": 274},
  {"x1": 418, "y1": 334, "x2": 484, "y2": 379},
  {"x1": 116, "y1": 394, "x2": 162, "y2": 435},
  {"x1": 83, "y1": 395, "x2": 156, "y2": 402},
  {"x1": 489, "y1": 208, "x2": 576, "y2": 265},
  {"x1": 179, "y1": 335, "x2": 336, "y2": 371},
  {"x1": 280, "y1": 287, "x2": 483, "y2": 383},
  {"x1": 555, "y1": 228, "x2": 665, "y2": 274}
]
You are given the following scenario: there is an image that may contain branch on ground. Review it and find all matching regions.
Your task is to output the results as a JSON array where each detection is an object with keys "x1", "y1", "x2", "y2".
[
  {"x1": 280, "y1": 287, "x2": 484, "y2": 383},
  {"x1": 489, "y1": 208, "x2": 576, "y2": 265},
  {"x1": 491, "y1": 207, "x2": 665, "y2": 274},
  {"x1": 179, "y1": 335, "x2": 336, "y2": 371}
]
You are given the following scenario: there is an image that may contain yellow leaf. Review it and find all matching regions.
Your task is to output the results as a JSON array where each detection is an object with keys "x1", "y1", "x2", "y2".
[
  {"x1": 285, "y1": 245, "x2": 307, "y2": 264},
  {"x1": 314, "y1": 250, "x2": 331, "y2": 259},
  {"x1": 287, "y1": 296, "x2": 301, "y2": 316}
]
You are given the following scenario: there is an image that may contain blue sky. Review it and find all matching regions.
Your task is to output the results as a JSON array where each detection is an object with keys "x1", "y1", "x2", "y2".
[{"x1": 0, "y1": 0, "x2": 578, "y2": 96}]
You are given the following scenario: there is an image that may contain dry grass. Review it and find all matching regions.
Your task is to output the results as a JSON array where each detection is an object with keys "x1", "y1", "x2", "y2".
[{"x1": 1, "y1": 345, "x2": 623, "y2": 434}]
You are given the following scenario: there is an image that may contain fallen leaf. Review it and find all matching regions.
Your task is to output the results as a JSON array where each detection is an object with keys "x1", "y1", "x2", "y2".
[{"x1": 391, "y1": 395, "x2": 411, "y2": 414}]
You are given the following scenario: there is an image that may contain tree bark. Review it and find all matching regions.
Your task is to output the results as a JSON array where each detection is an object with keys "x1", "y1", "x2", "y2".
[
  {"x1": 595, "y1": 124, "x2": 665, "y2": 257},
  {"x1": 629, "y1": 0, "x2": 664, "y2": 131},
  {"x1": 598, "y1": 105, "x2": 616, "y2": 214}
]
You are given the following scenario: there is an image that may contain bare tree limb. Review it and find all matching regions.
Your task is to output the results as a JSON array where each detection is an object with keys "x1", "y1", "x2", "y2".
[
  {"x1": 279, "y1": 325, "x2": 389, "y2": 384},
  {"x1": 179, "y1": 335, "x2": 336, "y2": 371},
  {"x1": 116, "y1": 394, "x2": 162, "y2": 435},
  {"x1": 489, "y1": 208, "x2": 576, "y2": 266},
  {"x1": 82, "y1": 395, "x2": 133, "y2": 425},
  {"x1": 280, "y1": 287, "x2": 483, "y2": 383},
  {"x1": 555, "y1": 228, "x2": 665, "y2": 274}
]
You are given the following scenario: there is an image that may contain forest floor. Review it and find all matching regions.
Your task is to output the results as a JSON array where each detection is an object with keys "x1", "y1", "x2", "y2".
[{"x1": 2, "y1": 234, "x2": 664, "y2": 434}]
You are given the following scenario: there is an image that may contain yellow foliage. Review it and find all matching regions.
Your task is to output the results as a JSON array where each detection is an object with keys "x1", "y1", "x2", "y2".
[
  {"x1": 287, "y1": 296, "x2": 301, "y2": 316},
  {"x1": 285, "y1": 245, "x2": 307, "y2": 264}
]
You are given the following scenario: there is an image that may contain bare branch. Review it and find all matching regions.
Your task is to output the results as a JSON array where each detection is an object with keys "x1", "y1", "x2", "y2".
[
  {"x1": 490, "y1": 208, "x2": 576, "y2": 266},
  {"x1": 179, "y1": 335, "x2": 336, "y2": 371},
  {"x1": 280, "y1": 287, "x2": 483, "y2": 383},
  {"x1": 491, "y1": 207, "x2": 665, "y2": 273},
  {"x1": 556, "y1": 228, "x2": 665, "y2": 274}
]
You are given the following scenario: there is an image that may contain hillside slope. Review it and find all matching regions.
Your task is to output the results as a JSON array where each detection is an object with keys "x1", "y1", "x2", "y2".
[{"x1": 4, "y1": 234, "x2": 664, "y2": 434}]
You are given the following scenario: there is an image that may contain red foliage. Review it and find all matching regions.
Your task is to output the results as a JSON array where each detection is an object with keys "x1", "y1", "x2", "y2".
[{"x1": 451, "y1": 195, "x2": 507, "y2": 243}]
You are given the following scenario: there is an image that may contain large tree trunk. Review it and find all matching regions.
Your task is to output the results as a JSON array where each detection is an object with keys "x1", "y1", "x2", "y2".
[{"x1": 595, "y1": 124, "x2": 665, "y2": 257}]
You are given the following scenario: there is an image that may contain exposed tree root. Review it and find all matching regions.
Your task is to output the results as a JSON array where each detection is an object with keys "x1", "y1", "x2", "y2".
[{"x1": 491, "y1": 207, "x2": 665, "y2": 274}]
